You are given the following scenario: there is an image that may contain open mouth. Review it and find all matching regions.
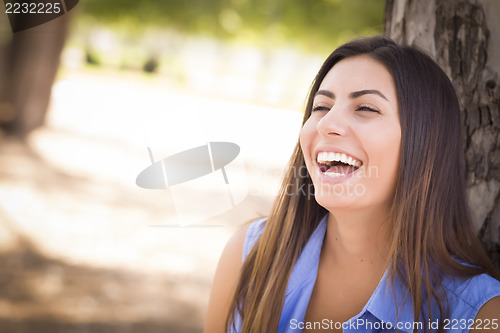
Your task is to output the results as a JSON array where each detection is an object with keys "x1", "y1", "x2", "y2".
[{"x1": 316, "y1": 151, "x2": 362, "y2": 178}]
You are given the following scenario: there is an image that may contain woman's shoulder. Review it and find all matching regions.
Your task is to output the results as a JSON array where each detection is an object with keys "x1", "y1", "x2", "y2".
[
  {"x1": 204, "y1": 219, "x2": 264, "y2": 332},
  {"x1": 241, "y1": 217, "x2": 267, "y2": 261},
  {"x1": 213, "y1": 217, "x2": 267, "y2": 274},
  {"x1": 443, "y1": 272, "x2": 500, "y2": 317},
  {"x1": 221, "y1": 220, "x2": 259, "y2": 264}
]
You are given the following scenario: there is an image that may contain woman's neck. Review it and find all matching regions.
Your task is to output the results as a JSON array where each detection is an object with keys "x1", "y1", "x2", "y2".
[{"x1": 324, "y1": 207, "x2": 391, "y2": 270}]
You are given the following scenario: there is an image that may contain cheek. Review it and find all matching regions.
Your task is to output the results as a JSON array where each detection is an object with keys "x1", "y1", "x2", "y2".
[
  {"x1": 382, "y1": 129, "x2": 401, "y2": 169},
  {"x1": 299, "y1": 119, "x2": 320, "y2": 178},
  {"x1": 366, "y1": 125, "x2": 401, "y2": 192},
  {"x1": 299, "y1": 118, "x2": 316, "y2": 155}
]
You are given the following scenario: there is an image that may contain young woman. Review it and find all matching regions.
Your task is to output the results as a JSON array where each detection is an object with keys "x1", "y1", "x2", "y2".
[{"x1": 205, "y1": 36, "x2": 500, "y2": 333}]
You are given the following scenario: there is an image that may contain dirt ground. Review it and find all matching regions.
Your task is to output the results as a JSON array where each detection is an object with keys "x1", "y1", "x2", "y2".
[{"x1": 0, "y1": 136, "x2": 218, "y2": 333}]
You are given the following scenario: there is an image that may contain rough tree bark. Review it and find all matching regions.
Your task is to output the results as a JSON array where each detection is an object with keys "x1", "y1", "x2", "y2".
[
  {"x1": 0, "y1": 11, "x2": 72, "y2": 138},
  {"x1": 384, "y1": 0, "x2": 500, "y2": 269}
]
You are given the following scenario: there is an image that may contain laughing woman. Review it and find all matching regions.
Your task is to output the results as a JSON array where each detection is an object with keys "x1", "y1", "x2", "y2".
[{"x1": 204, "y1": 36, "x2": 500, "y2": 333}]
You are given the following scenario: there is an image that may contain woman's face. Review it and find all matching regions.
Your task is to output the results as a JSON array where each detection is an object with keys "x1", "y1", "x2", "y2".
[{"x1": 300, "y1": 55, "x2": 401, "y2": 212}]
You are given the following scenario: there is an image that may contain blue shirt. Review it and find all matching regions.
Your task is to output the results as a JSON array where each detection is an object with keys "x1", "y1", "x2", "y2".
[{"x1": 233, "y1": 215, "x2": 500, "y2": 333}]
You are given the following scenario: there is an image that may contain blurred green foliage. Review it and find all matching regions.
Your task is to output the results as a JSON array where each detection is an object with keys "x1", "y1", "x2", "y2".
[{"x1": 80, "y1": 0, "x2": 385, "y2": 51}]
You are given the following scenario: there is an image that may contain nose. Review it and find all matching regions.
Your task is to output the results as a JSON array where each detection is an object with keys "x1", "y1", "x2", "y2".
[{"x1": 316, "y1": 104, "x2": 348, "y2": 137}]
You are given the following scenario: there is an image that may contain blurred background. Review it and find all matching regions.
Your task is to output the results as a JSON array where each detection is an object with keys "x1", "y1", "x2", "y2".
[{"x1": 0, "y1": 0, "x2": 384, "y2": 332}]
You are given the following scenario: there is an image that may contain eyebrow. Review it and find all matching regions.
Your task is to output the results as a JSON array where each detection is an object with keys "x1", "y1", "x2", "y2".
[
  {"x1": 315, "y1": 90, "x2": 335, "y2": 99},
  {"x1": 315, "y1": 89, "x2": 389, "y2": 101}
]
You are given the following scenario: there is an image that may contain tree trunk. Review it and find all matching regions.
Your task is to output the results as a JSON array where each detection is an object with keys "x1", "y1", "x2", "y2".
[
  {"x1": 0, "y1": 12, "x2": 72, "y2": 138},
  {"x1": 384, "y1": 0, "x2": 500, "y2": 269}
]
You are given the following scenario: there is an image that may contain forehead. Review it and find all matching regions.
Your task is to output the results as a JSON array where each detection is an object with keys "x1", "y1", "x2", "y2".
[{"x1": 318, "y1": 55, "x2": 397, "y2": 101}]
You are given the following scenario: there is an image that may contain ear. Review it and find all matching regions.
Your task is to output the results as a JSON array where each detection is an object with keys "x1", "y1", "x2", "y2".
[{"x1": 470, "y1": 296, "x2": 500, "y2": 332}]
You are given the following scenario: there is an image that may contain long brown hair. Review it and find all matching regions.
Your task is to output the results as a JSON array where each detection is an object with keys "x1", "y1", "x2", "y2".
[{"x1": 226, "y1": 36, "x2": 499, "y2": 332}]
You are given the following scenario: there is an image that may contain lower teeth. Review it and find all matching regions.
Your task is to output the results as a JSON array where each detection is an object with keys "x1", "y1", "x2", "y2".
[{"x1": 324, "y1": 172, "x2": 344, "y2": 178}]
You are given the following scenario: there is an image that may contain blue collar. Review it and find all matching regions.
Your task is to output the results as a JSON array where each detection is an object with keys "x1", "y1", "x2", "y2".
[
  {"x1": 359, "y1": 268, "x2": 414, "y2": 332},
  {"x1": 285, "y1": 215, "x2": 415, "y2": 332}
]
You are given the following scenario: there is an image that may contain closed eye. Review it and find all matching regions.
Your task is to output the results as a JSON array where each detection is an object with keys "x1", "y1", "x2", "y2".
[
  {"x1": 312, "y1": 105, "x2": 330, "y2": 112},
  {"x1": 356, "y1": 105, "x2": 380, "y2": 114}
]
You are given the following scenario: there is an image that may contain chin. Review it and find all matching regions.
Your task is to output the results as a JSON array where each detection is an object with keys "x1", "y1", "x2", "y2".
[{"x1": 312, "y1": 188, "x2": 366, "y2": 211}]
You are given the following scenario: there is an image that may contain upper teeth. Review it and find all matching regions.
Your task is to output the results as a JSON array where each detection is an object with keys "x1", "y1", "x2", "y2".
[{"x1": 317, "y1": 152, "x2": 362, "y2": 168}]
